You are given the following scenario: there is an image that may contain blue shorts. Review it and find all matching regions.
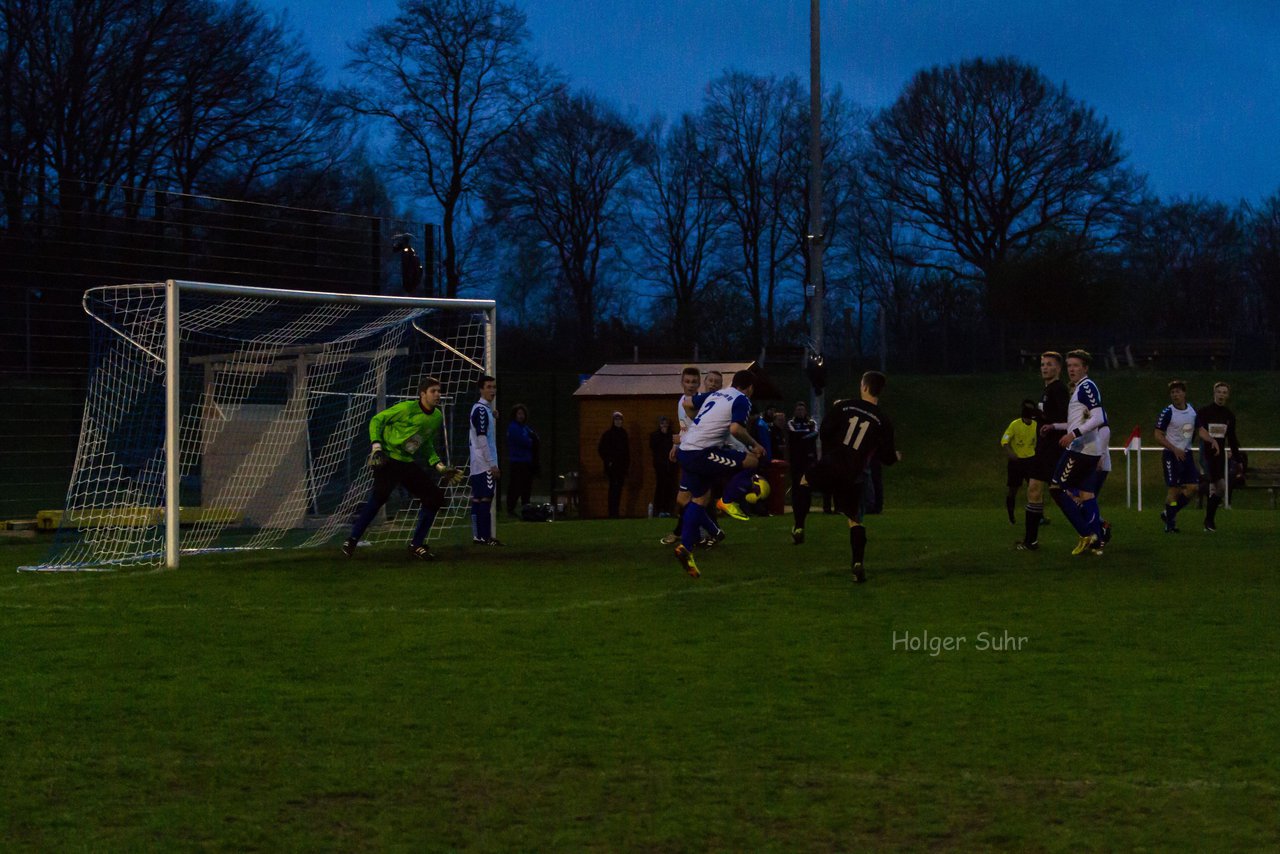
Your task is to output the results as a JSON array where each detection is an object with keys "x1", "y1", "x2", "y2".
[
  {"x1": 677, "y1": 446, "x2": 748, "y2": 499},
  {"x1": 1162, "y1": 450, "x2": 1200, "y2": 487},
  {"x1": 1051, "y1": 450, "x2": 1100, "y2": 490},
  {"x1": 1082, "y1": 468, "x2": 1109, "y2": 495},
  {"x1": 469, "y1": 471, "x2": 495, "y2": 500}
]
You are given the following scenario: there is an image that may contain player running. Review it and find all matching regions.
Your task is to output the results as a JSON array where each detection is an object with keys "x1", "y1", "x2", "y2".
[
  {"x1": 1048, "y1": 350, "x2": 1108, "y2": 555},
  {"x1": 790, "y1": 371, "x2": 900, "y2": 583},
  {"x1": 671, "y1": 370, "x2": 765, "y2": 578}
]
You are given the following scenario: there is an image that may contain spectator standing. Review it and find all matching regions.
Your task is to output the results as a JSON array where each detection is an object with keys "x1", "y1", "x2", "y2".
[
  {"x1": 598, "y1": 411, "x2": 631, "y2": 518},
  {"x1": 506, "y1": 403, "x2": 538, "y2": 516}
]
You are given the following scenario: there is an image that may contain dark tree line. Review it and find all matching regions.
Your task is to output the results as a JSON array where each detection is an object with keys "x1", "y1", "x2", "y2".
[
  {"x1": 1, "y1": 0, "x2": 382, "y2": 226},
  {"x1": 4, "y1": 0, "x2": 1279, "y2": 369}
]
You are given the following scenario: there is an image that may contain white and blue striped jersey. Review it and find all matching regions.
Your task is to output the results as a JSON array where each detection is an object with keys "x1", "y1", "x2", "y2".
[
  {"x1": 1155, "y1": 403, "x2": 1198, "y2": 451},
  {"x1": 468, "y1": 398, "x2": 498, "y2": 472},
  {"x1": 1066, "y1": 377, "x2": 1107, "y2": 456},
  {"x1": 677, "y1": 394, "x2": 695, "y2": 433},
  {"x1": 680, "y1": 388, "x2": 752, "y2": 452}
]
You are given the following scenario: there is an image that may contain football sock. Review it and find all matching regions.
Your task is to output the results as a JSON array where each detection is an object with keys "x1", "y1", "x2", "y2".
[
  {"x1": 1080, "y1": 497, "x2": 1103, "y2": 537},
  {"x1": 680, "y1": 503, "x2": 704, "y2": 549},
  {"x1": 672, "y1": 515, "x2": 683, "y2": 536},
  {"x1": 349, "y1": 497, "x2": 382, "y2": 541},
  {"x1": 1165, "y1": 494, "x2": 1190, "y2": 526},
  {"x1": 411, "y1": 506, "x2": 438, "y2": 547},
  {"x1": 1006, "y1": 493, "x2": 1016, "y2": 524},
  {"x1": 793, "y1": 482, "x2": 813, "y2": 531},
  {"x1": 1205, "y1": 494, "x2": 1222, "y2": 527},
  {"x1": 850, "y1": 525, "x2": 867, "y2": 566},
  {"x1": 723, "y1": 470, "x2": 754, "y2": 505},
  {"x1": 1051, "y1": 489, "x2": 1089, "y2": 536},
  {"x1": 471, "y1": 502, "x2": 490, "y2": 540},
  {"x1": 1023, "y1": 503, "x2": 1043, "y2": 545}
]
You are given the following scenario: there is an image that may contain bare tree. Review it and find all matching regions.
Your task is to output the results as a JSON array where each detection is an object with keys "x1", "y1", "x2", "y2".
[
  {"x1": 166, "y1": 1, "x2": 348, "y2": 199},
  {"x1": 483, "y1": 91, "x2": 643, "y2": 359},
  {"x1": 1123, "y1": 196, "x2": 1248, "y2": 335},
  {"x1": 867, "y1": 57, "x2": 1141, "y2": 295},
  {"x1": 1244, "y1": 191, "x2": 1280, "y2": 340},
  {"x1": 781, "y1": 86, "x2": 867, "y2": 341},
  {"x1": 343, "y1": 0, "x2": 559, "y2": 298},
  {"x1": 701, "y1": 71, "x2": 805, "y2": 352},
  {"x1": 629, "y1": 113, "x2": 723, "y2": 346},
  {"x1": 6, "y1": 0, "x2": 189, "y2": 222}
]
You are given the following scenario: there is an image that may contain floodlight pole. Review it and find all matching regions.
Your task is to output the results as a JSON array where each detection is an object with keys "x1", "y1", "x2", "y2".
[{"x1": 807, "y1": 0, "x2": 826, "y2": 417}]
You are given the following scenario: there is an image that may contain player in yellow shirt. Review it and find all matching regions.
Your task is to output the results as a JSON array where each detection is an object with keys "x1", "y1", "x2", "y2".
[{"x1": 1001, "y1": 399, "x2": 1039, "y2": 525}]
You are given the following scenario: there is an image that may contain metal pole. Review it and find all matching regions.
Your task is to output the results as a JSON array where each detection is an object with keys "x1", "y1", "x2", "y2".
[
  {"x1": 165, "y1": 280, "x2": 181, "y2": 568},
  {"x1": 807, "y1": 0, "x2": 825, "y2": 416},
  {"x1": 487, "y1": 306, "x2": 498, "y2": 539}
]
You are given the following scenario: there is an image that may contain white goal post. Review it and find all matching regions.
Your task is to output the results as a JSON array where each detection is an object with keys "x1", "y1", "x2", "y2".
[{"x1": 23, "y1": 280, "x2": 495, "y2": 572}]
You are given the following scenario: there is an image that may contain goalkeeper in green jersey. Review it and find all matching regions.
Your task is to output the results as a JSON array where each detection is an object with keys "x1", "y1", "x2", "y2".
[{"x1": 342, "y1": 376, "x2": 464, "y2": 560}]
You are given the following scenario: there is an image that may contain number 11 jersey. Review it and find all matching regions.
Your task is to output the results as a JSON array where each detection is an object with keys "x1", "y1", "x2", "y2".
[{"x1": 818, "y1": 397, "x2": 898, "y2": 478}]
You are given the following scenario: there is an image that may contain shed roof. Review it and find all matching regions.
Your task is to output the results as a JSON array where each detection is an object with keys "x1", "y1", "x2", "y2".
[{"x1": 573, "y1": 362, "x2": 782, "y2": 399}]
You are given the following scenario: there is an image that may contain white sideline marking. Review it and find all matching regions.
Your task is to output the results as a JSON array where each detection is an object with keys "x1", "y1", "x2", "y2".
[{"x1": 0, "y1": 563, "x2": 846, "y2": 615}]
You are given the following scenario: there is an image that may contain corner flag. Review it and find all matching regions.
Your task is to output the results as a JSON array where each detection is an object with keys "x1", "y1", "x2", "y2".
[{"x1": 1124, "y1": 424, "x2": 1142, "y2": 454}]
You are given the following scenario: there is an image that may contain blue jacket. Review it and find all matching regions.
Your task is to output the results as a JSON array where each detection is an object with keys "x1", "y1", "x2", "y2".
[{"x1": 507, "y1": 421, "x2": 536, "y2": 464}]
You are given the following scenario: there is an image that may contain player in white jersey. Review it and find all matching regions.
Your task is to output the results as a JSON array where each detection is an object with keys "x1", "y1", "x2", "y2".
[
  {"x1": 1076, "y1": 423, "x2": 1112, "y2": 553},
  {"x1": 1047, "y1": 349, "x2": 1108, "y2": 555},
  {"x1": 468, "y1": 375, "x2": 502, "y2": 545},
  {"x1": 661, "y1": 367, "x2": 725, "y2": 547},
  {"x1": 1154, "y1": 379, "x2": 1199, "y2": 533},
  {"x1": 671, "y1": 370, "x2": 765, "y2": 578},
  {"x1": 701, "y1": 370, "x2": 749, "y2": 453}
]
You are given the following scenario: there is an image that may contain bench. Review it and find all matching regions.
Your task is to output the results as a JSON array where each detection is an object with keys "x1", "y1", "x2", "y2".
[
  {"x1": 1232, "y1": 464, "x2": 1280, "y2": 509},
  {"x1": 1121, "y1": 338, "x2": 1233, "y2": 368}
]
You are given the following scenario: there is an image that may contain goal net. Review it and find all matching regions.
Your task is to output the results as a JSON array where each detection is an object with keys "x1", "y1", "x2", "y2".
[{"x1": 24, "y1": 281, "x2": 494, "y2": 571}]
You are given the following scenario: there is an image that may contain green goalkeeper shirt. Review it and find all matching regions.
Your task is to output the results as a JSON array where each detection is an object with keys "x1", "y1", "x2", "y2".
[{"x1": 369, "y1": 399, "x2": 445, "y2": 465}]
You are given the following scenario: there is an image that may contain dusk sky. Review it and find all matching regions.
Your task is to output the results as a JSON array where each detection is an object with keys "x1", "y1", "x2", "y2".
[{"x1": 259, "y1": 0, "x2": 1280, "y2": 204}]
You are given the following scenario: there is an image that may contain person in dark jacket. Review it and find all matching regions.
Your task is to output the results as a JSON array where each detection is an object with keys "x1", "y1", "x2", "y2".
[
  {"x1": 649, "y1": 415, "x2": 678, "y2": 517},
  {"x1": 598, "y1": 411, "x2": 631, "y2": 518},
  {"x1": 506, "y1": 403, "x2": 538, "y2": 516}
]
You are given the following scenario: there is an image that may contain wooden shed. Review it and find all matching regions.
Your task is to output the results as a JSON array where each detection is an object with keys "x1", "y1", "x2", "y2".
[{"x1": 572, "y1": 362, "x2": 781, "y2": 519}]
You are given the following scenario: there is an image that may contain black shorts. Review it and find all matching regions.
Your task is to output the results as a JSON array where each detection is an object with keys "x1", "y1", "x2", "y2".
[
  {"x1": 806, "y1": 459, "x2": 867, "y2": 521},
  {"x1": 1030, "y1": 435, "x2": 1063, "y2": 482},
  {"x1": 1203, "y1": 448, "x2": 1227, "y2": 482},
  {"x1": 371, "y1": 458, "x2": 446, "y2": 511},
  {"x1": 1006, "y1": 457, "x2": 1035, "y2": 489}
]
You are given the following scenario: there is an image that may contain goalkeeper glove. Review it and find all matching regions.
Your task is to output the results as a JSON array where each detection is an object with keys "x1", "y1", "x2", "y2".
[
  {"x1": 436, "y1": 463, "x2": 465, "y2": 486},
  {"x1": 369, "y1": 442, "x2": 388, "y2": 468}
]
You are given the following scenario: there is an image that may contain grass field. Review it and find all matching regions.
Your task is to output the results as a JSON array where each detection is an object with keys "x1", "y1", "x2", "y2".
[
  {"x1": 3, "y1": 503, "x2": 1279, "y2": 850},
  {"x1": 3, "y1": 369, "x2": 1278, "y2": 849}
]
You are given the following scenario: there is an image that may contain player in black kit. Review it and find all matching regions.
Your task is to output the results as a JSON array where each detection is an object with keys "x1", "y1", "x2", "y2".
[
  {"x1": 790, "y1": 371, "x2": 900, "y2": 583},
  {"x1": 1195, "y1": 381, "x2": 1241, "y2": 532},
  {"x1": 1018, "y1": 351, "x2": 1069, "y2": 551}
]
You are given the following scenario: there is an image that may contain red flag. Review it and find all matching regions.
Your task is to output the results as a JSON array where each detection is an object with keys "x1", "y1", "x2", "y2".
[{"x1": 1124, "y1": 424, "x2": 1142, "y2": 452}]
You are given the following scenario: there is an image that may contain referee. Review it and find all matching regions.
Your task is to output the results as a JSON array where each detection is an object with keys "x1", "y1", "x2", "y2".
[{"x1": 1001, "y1": 399, "x2": 1039, "y2": 525}]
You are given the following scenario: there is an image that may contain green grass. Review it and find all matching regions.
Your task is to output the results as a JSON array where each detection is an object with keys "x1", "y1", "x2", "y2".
[{"x1": 3, "y1": 507, "x2": 1279, "y2": 850}]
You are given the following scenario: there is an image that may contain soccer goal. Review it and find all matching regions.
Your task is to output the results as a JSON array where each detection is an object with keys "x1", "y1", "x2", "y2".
[{"x1": 23, "y1": 281, "x2": 495, "y2": 571}]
